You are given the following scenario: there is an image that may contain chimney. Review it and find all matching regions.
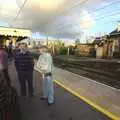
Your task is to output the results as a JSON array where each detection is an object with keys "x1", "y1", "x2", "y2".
[{"x1": 117, "y1": 21, "x2": 120, "y2": 32}]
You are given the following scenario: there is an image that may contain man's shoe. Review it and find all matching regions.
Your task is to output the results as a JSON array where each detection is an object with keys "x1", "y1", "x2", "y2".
[
  {"x1": 40, "y1": 96, "x2": 47, "y2": 100},
  {"x1": 48, "y1": 102, "x2": 54, "y2": 106}
]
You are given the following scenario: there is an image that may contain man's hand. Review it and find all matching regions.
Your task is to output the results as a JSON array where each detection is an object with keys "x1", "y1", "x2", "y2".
[{"x1": 39, "y1": 69, "x2": 45, "y2": 74}]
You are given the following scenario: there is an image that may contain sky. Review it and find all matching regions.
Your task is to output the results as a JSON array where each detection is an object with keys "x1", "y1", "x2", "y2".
[
  {"x1": 85, "y1": 1, "x2": 120, "y2": 35},
  {"x1": 0, "y1": 0, "x2": 120, "y2": 43}
]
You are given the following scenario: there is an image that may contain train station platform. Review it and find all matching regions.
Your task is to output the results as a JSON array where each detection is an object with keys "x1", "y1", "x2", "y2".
[{"x1": 9, "y1": 62, "x2": 119, "y2": 120}]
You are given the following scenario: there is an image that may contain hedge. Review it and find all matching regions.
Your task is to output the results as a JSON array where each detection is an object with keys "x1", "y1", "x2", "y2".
[{"x1": 31, "y1": 52, "x2": 39, "y2": 59}]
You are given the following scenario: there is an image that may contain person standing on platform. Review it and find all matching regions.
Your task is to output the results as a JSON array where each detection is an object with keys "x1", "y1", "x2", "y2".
[
  {"x1": 13, "y1": 43, "x2": 20, "y2": 59},
  {"x1": 0, "y1": 67, "x2": 21, "y2": 120},
  {"x1": 8, "y1": 42, "x2": 13, "y2": 61},
  {"x1": 14, "y1": 43, "x2": 34, "y2": 97},
  {"x1": 37, "y1": 45, "x2": 54, "y2": 106},
  {"x1": 0, "y1": 45, "x2": 11, "y2": 86}
]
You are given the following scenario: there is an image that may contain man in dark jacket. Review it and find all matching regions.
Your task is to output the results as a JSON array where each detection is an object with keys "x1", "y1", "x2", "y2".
[{"x1": 14, "y1": 43, "x2": 34, "y2": 97}]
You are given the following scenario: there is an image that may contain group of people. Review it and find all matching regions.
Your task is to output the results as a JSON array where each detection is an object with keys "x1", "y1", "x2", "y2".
[
  {"x1": 0, "y1": 42, "x2": 54, "y2": 119},
  {"x1": 14, "y1": 43, "x2": 54, "y2": 105}
]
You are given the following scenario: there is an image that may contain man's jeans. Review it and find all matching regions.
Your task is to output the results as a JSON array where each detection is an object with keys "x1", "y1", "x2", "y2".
[
  {"x1": 43, "y1": 74, "x2": 54, "y2": 103},
  {"x1": 18, "y1": 71, "x2": 33, "y2": 96}
]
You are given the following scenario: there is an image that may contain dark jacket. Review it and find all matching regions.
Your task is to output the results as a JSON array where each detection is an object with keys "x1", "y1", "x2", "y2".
[
  {"x1": 14, "y1": 51, "x2": 34, "y2": 71},
  {"x1": 0, "y1": 50, "x2": 8, "y2": 69},
  {"x1": 0, "y1": 86, "x2": 21, "y2": 120}
]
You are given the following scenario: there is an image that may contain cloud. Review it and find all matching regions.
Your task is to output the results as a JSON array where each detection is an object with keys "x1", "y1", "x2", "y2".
[
  {"x1": 0, "y1": 0, "x2": 18, "y2": 24},
  {"x1": 80, "y1": 10, "x2": 95, "y2": 29},
  {"x1": 0, "y1": 0, "x2": 115, "y2": 39},
  {"x1": 30, "y1": 0, "x2": 66, "y2": 11}
]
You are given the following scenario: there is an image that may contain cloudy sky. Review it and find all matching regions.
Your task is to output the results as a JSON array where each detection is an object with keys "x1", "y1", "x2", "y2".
[{"x1": 0, "y1": 0, "x2": 120, "y2": 42}]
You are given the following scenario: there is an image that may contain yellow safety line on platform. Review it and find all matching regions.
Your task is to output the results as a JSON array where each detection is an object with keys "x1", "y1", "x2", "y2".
[
  {"x1": 35, "y1": 68, "x2": 119, "y2": 120},
  {"x1": 54, "y1": 80, "x2": 120, "y2": 120}
]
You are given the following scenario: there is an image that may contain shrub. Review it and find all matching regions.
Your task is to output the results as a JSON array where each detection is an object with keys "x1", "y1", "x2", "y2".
[
  {"x1": 31, "y1": 52, "x2": 39, "y2": 59},
  {"x1": 59, "y1": 48, "x2": 67, "y2": 55}
]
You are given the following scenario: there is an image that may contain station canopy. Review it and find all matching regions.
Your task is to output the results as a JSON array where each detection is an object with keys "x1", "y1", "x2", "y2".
[
  {"x1": 0, "y1": 27, "x2": 31, "y2": 37},
  {"x1": 0, "y1": 0, "x2": 119, "y2": 40}
]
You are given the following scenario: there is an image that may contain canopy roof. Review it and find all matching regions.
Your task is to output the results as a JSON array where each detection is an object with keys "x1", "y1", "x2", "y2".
[{"x1": 0, "y1": 27, "x2": 31, "y2": 37}]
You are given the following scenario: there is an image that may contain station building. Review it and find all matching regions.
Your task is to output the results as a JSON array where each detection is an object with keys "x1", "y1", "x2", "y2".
[{"x1": 0, "y1": 27, "x2": 31, "y2": 47}]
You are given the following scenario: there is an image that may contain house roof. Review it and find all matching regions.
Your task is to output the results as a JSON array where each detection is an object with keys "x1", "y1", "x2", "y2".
[
  {"x1": 110, "y1": 29, "x2": 120, "y2": 36},
  {"x1": 93, "y1": 37, "x2": 102, "y2": 44}
]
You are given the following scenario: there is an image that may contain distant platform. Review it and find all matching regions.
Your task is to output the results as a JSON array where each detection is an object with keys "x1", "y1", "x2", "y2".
[{"x1": 54, "y1": 55, "x2": 120, "y2": 63}]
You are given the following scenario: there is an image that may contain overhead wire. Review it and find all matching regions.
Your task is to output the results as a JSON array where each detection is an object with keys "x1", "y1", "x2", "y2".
[
  {"x1": 50, "y1": 10, "x2": 120, "y2": 37},
  {"x1": 56, "y1": 8, "x2": 120, "y2": 30},
  {"x1": 42, "y1": 0, "x2": 120, "y2": 38},
  {"x1": 51, "y1": 4, "x2": 120, "y2": 33},
  {"x1": 48, "y1": 0, "x2": 119, "y2": 25},
  {"x1": 10, "y1": 0, "x2": 119, "y2": 27},
  {"x1": 8, "y1": 0, "x2": 120, "y2": 38},
  {"x1": 45, "y1": 0, "x2": 88, "y2": 27},
  {"x1": 55, "y1": 0, "x2": 120, "y2": 27},
  {"x1": 10, "y1": 0, "x2": 28, "y2": 27},
  {"x1": 44, "y1": 0, "x2": 120, "y2": 38}
]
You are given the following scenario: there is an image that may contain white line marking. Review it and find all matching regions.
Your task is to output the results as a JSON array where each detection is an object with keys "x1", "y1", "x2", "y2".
[{"x1": 55, "y1": 67, "x2": 120, "y2": 91}]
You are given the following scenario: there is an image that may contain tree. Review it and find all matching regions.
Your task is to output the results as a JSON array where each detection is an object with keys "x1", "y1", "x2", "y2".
[{"x1": 75, "y1": 39, "x2": 80, "y2": 46}]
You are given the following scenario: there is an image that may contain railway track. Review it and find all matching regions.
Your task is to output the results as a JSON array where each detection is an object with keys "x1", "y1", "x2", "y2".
[{"x1": 53, "y1": 58, "x2": 120, "y2": 89}]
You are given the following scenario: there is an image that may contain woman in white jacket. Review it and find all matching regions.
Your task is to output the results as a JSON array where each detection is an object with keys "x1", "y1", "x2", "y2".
[{"x1": 37, "y1": 45, "x2": 54, "y2": 106}]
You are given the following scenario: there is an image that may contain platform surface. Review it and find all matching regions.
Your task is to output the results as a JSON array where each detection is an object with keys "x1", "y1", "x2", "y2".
[{"x1": 9, "y1": 62, "x2": 111, "y2": 120}]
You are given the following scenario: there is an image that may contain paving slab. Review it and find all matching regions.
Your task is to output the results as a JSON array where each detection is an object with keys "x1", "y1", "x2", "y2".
[{"x1": 52, "y1": 67, "x2": 120, "y2": 118}]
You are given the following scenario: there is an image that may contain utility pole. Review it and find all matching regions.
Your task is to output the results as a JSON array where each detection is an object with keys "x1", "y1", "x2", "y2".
[
  {"x1": 51, "y1": 40, "x2": 55, "y2": 56},
  {"x1": 46, "y1": 35, "x2": 48, "y2": 46},
  {"x1": 67, "y1": 47, "x2": 70, "y2": 56}
]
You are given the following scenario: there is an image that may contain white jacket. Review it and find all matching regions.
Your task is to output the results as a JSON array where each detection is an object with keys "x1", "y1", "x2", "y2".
[{"x1": 36, "y1": 53, "x2": 54, "y2": 73}]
